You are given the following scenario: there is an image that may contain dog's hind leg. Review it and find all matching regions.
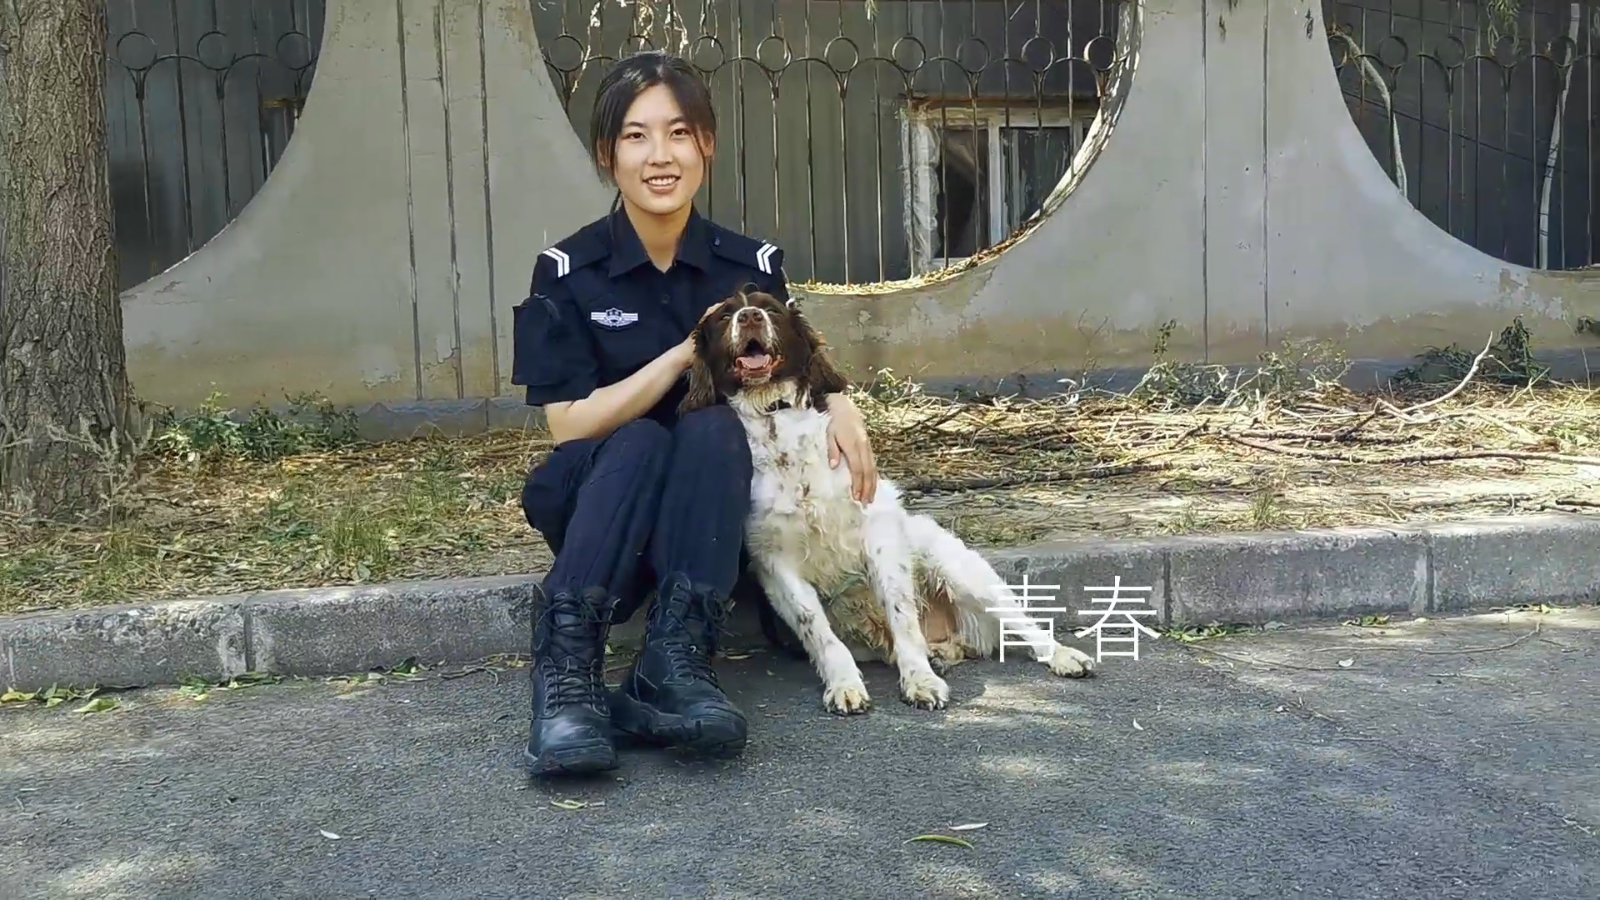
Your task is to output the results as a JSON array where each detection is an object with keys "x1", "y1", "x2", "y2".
[
  {"x1": 864, "y1": 513, "x2": 950, "y2": 710},
  {"x1": 751, "y1": 557, "x2": 873, "y2": 715},
  {"x1": 902, "y1": 514, "x2": 1095, "y2": 679}
]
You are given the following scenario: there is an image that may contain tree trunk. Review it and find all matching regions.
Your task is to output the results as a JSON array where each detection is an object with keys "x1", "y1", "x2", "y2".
[{"x1": 0, "y1": 2, "x2": 133, "y2": 520}]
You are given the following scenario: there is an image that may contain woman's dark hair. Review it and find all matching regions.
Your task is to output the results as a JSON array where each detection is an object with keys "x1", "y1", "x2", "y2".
[{"x1": 588, "y1": 51, "x2": 717, "y2": 182}]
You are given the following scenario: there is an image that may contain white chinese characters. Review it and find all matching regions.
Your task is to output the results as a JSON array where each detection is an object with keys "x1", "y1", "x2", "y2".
[
  {"x1": 986, "y1": 573, "x2": 1159, "y2": 662},
  {"x1": 985, "y1": 574, "x2": 1068, "y2": 663},
  {"x1": 1075, "y1": 576, "x2": 1160, "y2": 661}
]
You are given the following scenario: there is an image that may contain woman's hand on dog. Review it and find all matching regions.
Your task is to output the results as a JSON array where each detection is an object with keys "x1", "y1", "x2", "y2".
[
  {"x1": 825, "y1": 393, "x2": 878, "y2": 504},
  {"x1": 672, "y1": 302, "x2": 722, "y2": 370}
]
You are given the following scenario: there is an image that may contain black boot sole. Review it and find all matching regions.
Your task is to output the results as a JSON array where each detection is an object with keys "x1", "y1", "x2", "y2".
[
  {"x1": 523, "y1": 739, "x2": 620, "y2": 776},
  {"x1": 609, "y1": 691, "x2": 748, "y2": 758}
]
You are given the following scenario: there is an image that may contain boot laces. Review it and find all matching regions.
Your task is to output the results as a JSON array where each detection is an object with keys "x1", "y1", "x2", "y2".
[
  {"x1": 536, "y1": 599, "x2": 608, "y2": 707},
  {"x1": 652, "y1": 589, "x2": 727, "y2": 686}
]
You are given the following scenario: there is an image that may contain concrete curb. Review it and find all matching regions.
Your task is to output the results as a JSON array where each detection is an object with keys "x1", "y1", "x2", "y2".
[{"x1": 4, "y1": 513, "x2": 1598, "y2": 692}]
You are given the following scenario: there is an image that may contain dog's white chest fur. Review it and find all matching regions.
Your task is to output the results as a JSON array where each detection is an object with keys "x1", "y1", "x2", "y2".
[{"x1": 738, "y1": 402, "x2": 887, "y2": 595}]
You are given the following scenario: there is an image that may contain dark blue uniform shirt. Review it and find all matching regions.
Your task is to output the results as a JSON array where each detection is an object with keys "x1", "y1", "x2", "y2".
[{"x1": 511, "y1": 207, "x2": 789, "y2": 429}]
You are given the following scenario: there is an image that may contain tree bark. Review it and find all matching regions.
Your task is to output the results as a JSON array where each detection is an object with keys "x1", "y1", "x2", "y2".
[{"x1": 0, "y1": 1, "x2": 133, "y2": 520}]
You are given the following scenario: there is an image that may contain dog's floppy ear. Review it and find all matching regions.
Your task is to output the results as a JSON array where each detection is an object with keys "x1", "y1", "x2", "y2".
[
  {"x1": 790, "y1": 304, "x2": 851, "y2": 409},
  {"x1": 677, "y1": 327, "x2": 722, "y2": 416}
]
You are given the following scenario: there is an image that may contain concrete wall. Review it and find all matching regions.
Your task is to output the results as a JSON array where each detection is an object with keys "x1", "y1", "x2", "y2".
[{"x1": 120, "y1": 0, "x2": 1600, "y2": 440}]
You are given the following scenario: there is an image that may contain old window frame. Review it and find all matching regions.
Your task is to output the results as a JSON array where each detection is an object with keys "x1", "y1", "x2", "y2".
[{"x1": 901, "y1": 101, "x2": 1098, "y2": 275}]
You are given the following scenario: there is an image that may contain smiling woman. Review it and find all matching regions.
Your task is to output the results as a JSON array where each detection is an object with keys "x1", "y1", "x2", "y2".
[
  {"x1": 508, "y1": 51, "x2": 881, "y2": 779},
  {"x1": 587, "y1": 63, "x2": 717, "y2": 253}
]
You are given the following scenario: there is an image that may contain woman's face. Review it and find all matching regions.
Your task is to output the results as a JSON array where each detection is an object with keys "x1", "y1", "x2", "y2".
[{"x1": 607, "y1": 83, "x2": 712, "y2": 219}]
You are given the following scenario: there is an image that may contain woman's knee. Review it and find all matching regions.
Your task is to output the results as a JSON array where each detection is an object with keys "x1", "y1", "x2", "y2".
[
  {"x1": 603, "y1": 418, "x2": 673, "y2": 467},
  {"x1": 676, "y1": 405, "x2": 746, "y2": 446},
  {"x1": 674, "y1": 406, "x2": 751, "y2": 469},
  {"x1": 523, "y1": 419, "x2": 671, "y2": 532}
]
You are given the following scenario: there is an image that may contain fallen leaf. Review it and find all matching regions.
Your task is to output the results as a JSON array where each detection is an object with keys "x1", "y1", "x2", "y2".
[
  {"x1": 1337, "y1": 658, "x2": 1354, "y2": 668},
  {"x1": 319, "y1": 830, "x2": 341, "y2": 840},
  {"x1": 74, "y1": 697, "x2": 118, "y2": 714},
  {"x1": 0, "y1": 690, "x2": 37, "y2": 704},
  {"x1": 949, "y1": 823, "x2": 988, "y2": 831},
  {"x1": 905, "y1": 834, "x2": 974, "y2": 849},
  {"x1": 550, "y1": 799, "x2": 587, "y2": 810}
]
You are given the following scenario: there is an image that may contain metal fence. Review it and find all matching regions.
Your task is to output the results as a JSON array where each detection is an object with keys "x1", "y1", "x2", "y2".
[
  {"x1": 1324, "y1": 0, "x2": 1599, "y2": 271},
  {"x1": 106, "y1": 0, "x2": 325, "y2": 290},
  {"x1": 535, "y1": 0, "x2": 1128, "y2": 285}
]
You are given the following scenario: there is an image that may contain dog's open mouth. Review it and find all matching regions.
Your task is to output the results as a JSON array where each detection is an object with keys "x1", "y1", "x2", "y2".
[{"x1": 733, "y1": 337, "x2": 779, "y2": 380}]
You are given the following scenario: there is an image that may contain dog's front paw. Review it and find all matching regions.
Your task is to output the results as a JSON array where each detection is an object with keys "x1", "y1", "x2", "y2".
[
  {"x1": 822, "y1": 681, "x2": 872, "y2": 715},
  {"x1": 899, "y1": 668, "x2": 950, "y2": 710},
  {"x1": 1046, "y1": 644, "x2": 1096, "y2": 678}
]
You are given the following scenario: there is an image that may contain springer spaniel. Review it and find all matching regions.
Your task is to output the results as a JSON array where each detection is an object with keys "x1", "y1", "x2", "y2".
[{"x1": 678, "y1": 290, "x2": 1097, "y2": 714}]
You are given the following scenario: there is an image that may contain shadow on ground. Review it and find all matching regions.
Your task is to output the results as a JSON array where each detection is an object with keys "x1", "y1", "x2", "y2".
[{"x1": 2, "y1": 608, "x2": 1597, "y2": 899}]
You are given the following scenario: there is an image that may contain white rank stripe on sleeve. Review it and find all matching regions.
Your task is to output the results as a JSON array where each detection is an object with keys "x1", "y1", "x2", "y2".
[{"x1": 541, "y1": 246, "x2": 571, "y2": 278}]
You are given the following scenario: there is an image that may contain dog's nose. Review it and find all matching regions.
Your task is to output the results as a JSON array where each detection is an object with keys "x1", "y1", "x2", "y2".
[{"x1": 736, "y1": 307, "x2": 764, "y2": 326}]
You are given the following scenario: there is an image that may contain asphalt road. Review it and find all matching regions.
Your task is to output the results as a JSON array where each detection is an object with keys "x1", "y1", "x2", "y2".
[{"x1": 3, "y1": 605, "x2": 1597, "y2": 900}]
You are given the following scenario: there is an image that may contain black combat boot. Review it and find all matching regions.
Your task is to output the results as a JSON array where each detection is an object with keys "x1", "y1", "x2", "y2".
[
  {"x1": 609, "y1": 573, "x2": 748, "y2": 758},
  {"x1": 524, "y1": 585, "x2": 619, "y2": 776}
]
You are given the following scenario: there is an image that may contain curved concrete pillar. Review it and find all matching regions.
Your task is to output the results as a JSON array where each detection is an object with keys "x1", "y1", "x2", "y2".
[
  {"x1": 1263, "y1": 2, "x2": 1600, "y2": 365},
  {"x1": 121, "y1": 0, "x2": 611, "y2": 416}
]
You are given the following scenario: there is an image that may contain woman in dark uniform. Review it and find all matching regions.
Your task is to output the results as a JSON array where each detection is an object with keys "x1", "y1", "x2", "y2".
[{"x1": 511, "y1": 51, "x2": 879, "y2": 776}]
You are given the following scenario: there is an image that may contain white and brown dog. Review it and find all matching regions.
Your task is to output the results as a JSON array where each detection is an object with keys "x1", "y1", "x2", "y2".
[{"x1": 678, "y1": 290, "x2": 1096, "y2": 715}]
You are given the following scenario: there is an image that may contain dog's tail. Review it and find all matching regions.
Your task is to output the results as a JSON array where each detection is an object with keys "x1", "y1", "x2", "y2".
[{"x1": 902, "y1": 514, "x2": 1008, "y2": 657}]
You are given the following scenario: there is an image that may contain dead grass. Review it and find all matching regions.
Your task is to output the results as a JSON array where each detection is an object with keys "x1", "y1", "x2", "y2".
[
  {"x1": 3, "y1": 328, "x2": 1599, "y2": 614},
  {"x1": 0, "y1": 431, "x2": 551, "y2": 613}
]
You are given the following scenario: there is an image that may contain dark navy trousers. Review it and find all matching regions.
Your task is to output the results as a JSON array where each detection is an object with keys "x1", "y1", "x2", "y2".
[{"x1": 521, "y1": 405, "x2": 754, "y2": 624}]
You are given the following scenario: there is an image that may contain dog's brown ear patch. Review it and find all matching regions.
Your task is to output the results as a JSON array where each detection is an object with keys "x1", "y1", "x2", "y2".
[
  {"x1": 792, "y1": 310, "x2": 851, "y2": 410},
  {"x1": 678, "y1": 352, "x2": 720, "y2": 415},
  {"x1": 677, "y1": 317, "x2": 725, "y2": 415}
]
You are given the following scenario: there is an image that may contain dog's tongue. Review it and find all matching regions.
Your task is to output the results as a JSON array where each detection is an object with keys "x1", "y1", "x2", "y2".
[{"x1": 736, "y1": 353, "x2": 771, "y2": 370}]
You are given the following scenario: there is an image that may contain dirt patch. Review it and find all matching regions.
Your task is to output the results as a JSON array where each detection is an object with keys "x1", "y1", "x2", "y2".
[{"x1": 4, "y1": 356, "x2": 1599, "y2": 615}]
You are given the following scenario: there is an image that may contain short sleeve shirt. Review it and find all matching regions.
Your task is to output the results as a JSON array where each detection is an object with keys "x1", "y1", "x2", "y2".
[{"x1": 510, "y1": 207, "x2": 790, "y2": 429}]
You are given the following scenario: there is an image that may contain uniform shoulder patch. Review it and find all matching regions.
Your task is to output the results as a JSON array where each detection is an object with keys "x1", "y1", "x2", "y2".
[
  {"x1": 538, "y1": 245, "x2": 575, "y2": 278},
  {"x1": 535, "y1": 223, "x2": 607, "y2": 280},
  {"x1": 708, "y1": 224, "x2": 783, "y2": 276}
]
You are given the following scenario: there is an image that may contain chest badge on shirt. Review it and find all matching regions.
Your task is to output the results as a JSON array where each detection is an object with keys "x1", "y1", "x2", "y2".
[{"x1": 590, "y1": 308, "x2": 639, "y2": 329}]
